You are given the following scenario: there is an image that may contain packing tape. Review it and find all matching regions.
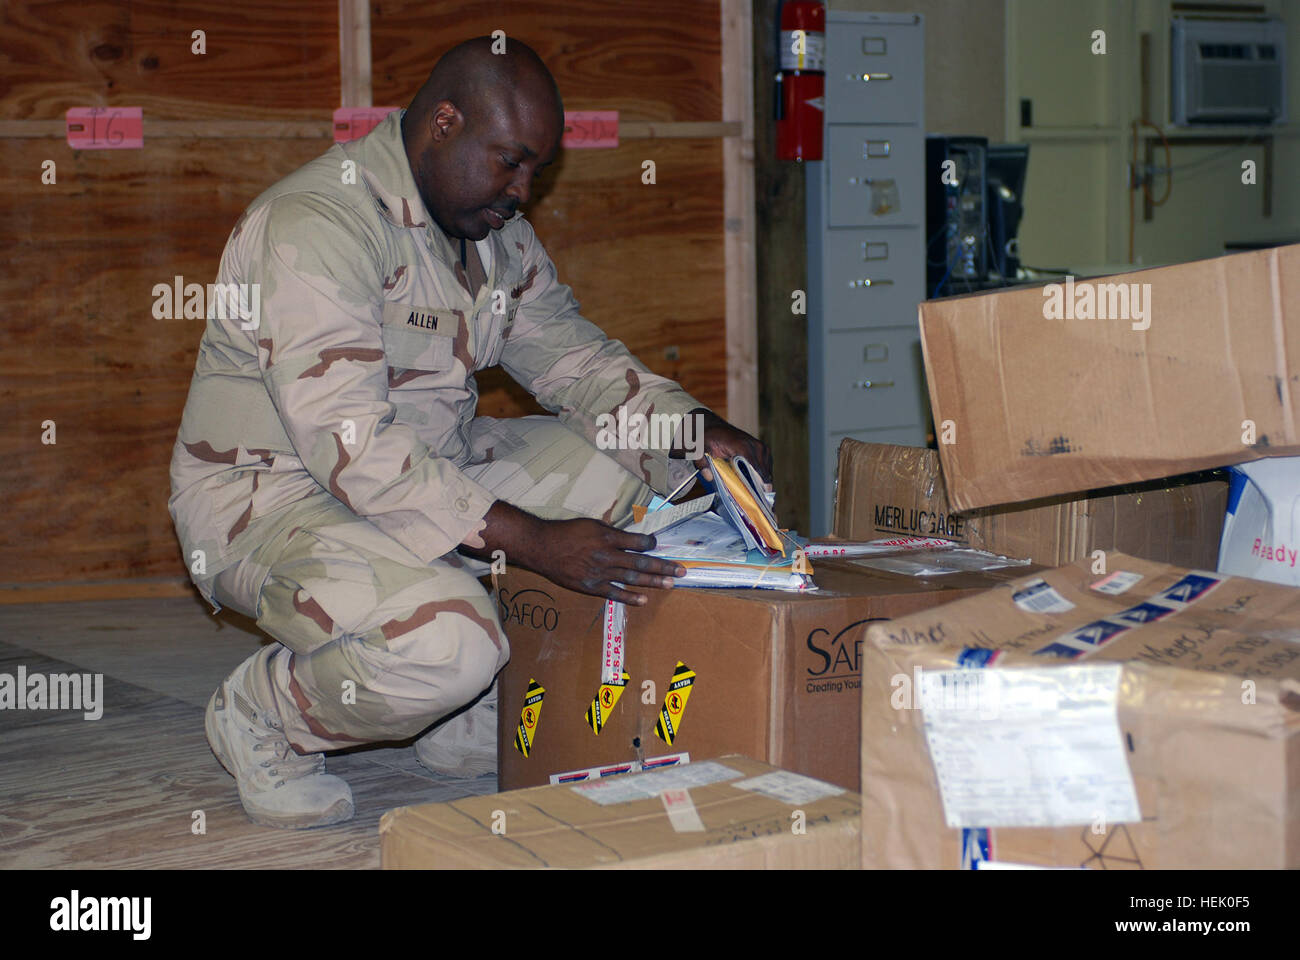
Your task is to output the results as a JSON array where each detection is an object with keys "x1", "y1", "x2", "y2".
[
  {"x1": 661, "y1": 788, "x2": 706, "y2": 832},
  {"x1": 513, "y1": 678, "x2": 545, "y2": 757},
  {"x1": 654, "y1": 661, "x2": 696, "y2": 745},
  {"x1": 601, "y1": 598, "x2": 627, "y2": 685},
  {"x1": 585, "y1": 671, "x2": 630, "y2": 734}
]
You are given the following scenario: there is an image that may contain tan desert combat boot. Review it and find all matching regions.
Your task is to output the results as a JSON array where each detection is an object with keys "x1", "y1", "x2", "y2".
[
  {"x1": 205, "y1": 645, "x2": 355, "y2": 828},
  {"x1": 414, "y1": 681, "x2": 497, "y2": 778}
]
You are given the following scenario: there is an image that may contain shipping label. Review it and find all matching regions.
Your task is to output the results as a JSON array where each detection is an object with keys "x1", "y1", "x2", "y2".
[{"x1": 921, "y1": 663, "x2": 1140, "y2": 828}]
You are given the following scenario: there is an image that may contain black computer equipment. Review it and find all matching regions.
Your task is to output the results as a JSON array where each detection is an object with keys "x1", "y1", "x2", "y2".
[
  {"x1": 926, "y1": 136, "x2": 989, "y2": 294},
  {"x1": 985, "y1": 143, "x2": 1030, "y2": 280}
]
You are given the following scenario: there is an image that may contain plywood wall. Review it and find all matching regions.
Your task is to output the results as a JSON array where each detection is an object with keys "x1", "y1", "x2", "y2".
[{"x1": 0, "y1": 1, "x2": 727, "y2": 589}]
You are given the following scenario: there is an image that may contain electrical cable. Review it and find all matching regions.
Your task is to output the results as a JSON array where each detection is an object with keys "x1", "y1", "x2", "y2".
[
  {"x1": 926, "y1": 222, "x2": 951, "y2": 268},
  {"x1": 984, "y1": 227, "x2": 1014, "y2": 287},
  {"x1": 1153, "y1": 131, "x2": 1269, "y2": 175},
  {"x1": 1129, "y1": 119, "x2": 1137, "y2": 264},
  {"x1": 1139, "y1": 119, "x2": 1172, "y2": 208},
  {"x1": 930, "y1": 260, "x2": 952, "y2": 299}
]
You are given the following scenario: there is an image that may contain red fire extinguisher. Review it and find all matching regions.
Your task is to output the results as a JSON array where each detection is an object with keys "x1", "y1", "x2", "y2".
[{"x1": 775, "y1": 0, "x2": 825, "y2": 161}]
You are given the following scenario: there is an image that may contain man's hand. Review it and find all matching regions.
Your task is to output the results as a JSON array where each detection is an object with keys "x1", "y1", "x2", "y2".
[
  {"x1": 680, "y1": 407, "x2": 774, "y2": 486},
  {"x1": 526, "y1": 518, "x2": 687, "y2": 605},
  {"x1": 463, "y1": 501, "x2": 685, "y2": 605}
]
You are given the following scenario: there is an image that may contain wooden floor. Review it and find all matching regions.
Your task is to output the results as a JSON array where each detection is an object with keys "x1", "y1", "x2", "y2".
[{"x1": 0, "y1": 596, "x2": 498, "y2": 869}]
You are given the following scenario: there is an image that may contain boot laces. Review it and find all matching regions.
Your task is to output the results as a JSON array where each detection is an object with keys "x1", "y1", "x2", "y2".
[{"x1": 249, "y1": 711, "x2": 325, "y2": 785}]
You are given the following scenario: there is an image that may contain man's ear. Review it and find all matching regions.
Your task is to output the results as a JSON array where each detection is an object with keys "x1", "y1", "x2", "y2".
[{"x1": 431, "y1": 99, "x2": 464, "y2": 142}]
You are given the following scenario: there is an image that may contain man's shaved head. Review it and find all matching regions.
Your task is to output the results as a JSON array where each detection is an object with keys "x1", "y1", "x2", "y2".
[
  {"x1": 402, "y1": 37, "x2": 564, "y2": 241},
  {"x1": 409, "y1": 36, "x2": 563, "y2": 136}
]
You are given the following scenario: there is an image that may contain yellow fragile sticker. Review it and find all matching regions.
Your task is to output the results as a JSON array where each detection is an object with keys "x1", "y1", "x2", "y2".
[
  {"x1": 514, "y1": 678, "x2": 545, "y2": 757},
  {"x1": 654, "y1": 661, "x2": 696, "y2": 745},
  {"x1": 585, "y1": 671, "x2": 629, "y2": 734}
]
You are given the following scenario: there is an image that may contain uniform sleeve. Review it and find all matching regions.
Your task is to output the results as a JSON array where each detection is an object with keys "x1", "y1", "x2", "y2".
[
  {"x1": 498, "y1": 218, "x2": 710, "y2": 494},
  {"x1": 248, "y1": 193, "x2": 496, "y2": 561}
]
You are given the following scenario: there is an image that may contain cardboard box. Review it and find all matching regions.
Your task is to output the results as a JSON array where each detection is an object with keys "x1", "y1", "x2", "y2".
[
  {"x1": 496, "y1": 558, "x2": 1040, "y2": 792},
  {"x1": 833, "y1": 439, "x2": 1229, "y2": 568},
  {"x1": 380, "y1": 755, "x2": 861, "y2": 868},
  {"x1": 918, "y1": 244, "x2": 1300, "y2": 511},
  {"x1": 859, "y1": 551, "x2": 1300, "y2": 869}
]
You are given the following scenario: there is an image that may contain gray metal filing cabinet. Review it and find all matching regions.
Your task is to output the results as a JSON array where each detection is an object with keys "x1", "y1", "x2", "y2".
[{"x1": 806, "y1": 11, "x2": 927, "y2": 536}]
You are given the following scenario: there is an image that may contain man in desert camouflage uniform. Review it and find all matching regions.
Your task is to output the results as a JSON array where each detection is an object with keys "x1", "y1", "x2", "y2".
[{"x1": 168, "y1": 36, "x2": 771, "y2": 828}]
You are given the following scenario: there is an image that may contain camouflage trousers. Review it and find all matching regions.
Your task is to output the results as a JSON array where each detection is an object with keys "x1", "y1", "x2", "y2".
[{"x1": 204, "y1": 415, "x2": 655, "y2": 754}]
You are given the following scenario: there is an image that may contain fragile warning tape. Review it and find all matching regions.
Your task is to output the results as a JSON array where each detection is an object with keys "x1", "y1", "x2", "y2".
[{"x1": 601, "y1": 598, "x2": 627, "y2": 685}]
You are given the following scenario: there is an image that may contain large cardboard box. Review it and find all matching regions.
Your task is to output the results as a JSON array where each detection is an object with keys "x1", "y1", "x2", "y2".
[
  {"x1": 496, "y1": 558, "x2": 1039, "y2": 792},
  {"x1": 380, "y1": 755, "x2": 861, "y2": 868},
  {"x1": 918, "y1": 244, "x2": 1300, "y2": 511},
  {"x1": 833, "y1": 439, "x2": 1229, "y2": 568},
  {"x1": 859, "y1": 551, "x2": 1300, "y2": 869}
]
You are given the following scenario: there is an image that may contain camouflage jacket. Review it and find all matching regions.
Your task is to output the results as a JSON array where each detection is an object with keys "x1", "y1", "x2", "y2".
[{"x1": 168, "y1": 109, "x2": 705, "y2": 605}]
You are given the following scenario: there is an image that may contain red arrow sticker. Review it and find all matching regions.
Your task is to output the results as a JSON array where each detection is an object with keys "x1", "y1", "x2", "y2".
[
  {"x1": 333, "y1": 107, "x2": 400, "y2": 143},
  {"x1": 562, "y1": 110, "x2": 619, "y2": 149},
  {"x1": 66, "y1": 107, "x2": 143, "y2": 149}
]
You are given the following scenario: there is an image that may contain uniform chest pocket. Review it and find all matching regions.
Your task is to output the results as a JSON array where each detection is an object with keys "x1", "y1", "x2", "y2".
[
  {"x1": 478, "y1": 280, "x2": 522, "y2": 369},
  {"x1": 478, "y1": 301, "x2": 519, "y2": 370},
  {"x1": 380, "y1": 302, "x2": 457, "y2": 382}
]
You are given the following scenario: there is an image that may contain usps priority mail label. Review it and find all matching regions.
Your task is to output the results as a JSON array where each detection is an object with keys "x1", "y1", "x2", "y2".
[
  {"x1": 920, "y1": 663, "x2": 1140, "y2": 828},
  {"x1": 1033, "y1": 571, "x2": 1224, "y2": 660}
]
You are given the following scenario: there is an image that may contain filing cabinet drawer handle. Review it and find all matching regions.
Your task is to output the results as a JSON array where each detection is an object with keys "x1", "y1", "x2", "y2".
[
  {"x1": 855, "y1": 72, "x2": 893, "y2": 83},
  {"x1": 852, "y1": 379, "x2": 895, "y2": 389},
  {"x1": 859, "y1": 141, "x2": 891, "y2": 158},
  {"x1": 846, "y1": 174, "x2": 901, "y2": 216},
  {"x1": 846, "y1": 278, "x2": 894, "y2": 288}
]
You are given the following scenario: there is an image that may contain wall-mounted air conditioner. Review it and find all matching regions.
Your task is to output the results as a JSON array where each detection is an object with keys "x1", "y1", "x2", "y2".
[{"x1": 1171, "y1": 16, "x2": 1286, "y2": 125}]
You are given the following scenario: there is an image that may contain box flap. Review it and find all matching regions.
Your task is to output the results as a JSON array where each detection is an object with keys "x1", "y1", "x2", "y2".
[{"x1": 919, "y1": 246, "x2": 1300, "y2": 510}]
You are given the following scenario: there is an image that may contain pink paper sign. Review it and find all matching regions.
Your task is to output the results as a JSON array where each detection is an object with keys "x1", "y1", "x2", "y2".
[
  {"x1": 562, "y1": 110, "x2": 619, "y2": 149},
  {"x1": 333, "y1": 107, "x2": 400, "y2": 143},
  {"x1": 66, "y1": 107, "x2": 144, "y2": 149}
]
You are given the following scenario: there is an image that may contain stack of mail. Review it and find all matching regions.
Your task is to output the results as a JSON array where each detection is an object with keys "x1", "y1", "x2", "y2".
[{"x1": 624, "y1": 455, "x2": 813, "y2": 590}]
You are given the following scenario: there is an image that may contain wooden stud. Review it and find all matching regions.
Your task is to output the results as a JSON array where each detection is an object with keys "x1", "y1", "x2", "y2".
[
  {"x1": 750, "y1": 0, "x2": 810, "y2": 533},
  {"x1": 338, "y1": 0, "x2": 373, "y2": 109},
  {"x1": 721, "y1": 0, "x2": 759, "y2": 435}
]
